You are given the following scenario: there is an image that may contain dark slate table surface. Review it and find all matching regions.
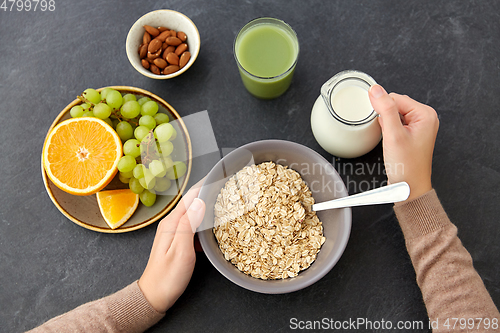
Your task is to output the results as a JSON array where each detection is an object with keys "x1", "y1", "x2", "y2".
[{"x1": 1, "y1": 1, "x2": 499, "y2": 332}]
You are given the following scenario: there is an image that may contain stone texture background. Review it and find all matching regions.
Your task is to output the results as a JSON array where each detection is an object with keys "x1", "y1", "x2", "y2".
[{"x1": 1, "y1": 1, "x2": 498, "y2": 332}]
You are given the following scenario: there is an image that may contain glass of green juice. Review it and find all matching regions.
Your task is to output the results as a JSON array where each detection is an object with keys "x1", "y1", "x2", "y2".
[{"x1": 234, "y1": 17, "x2": 299, "y2": 99}]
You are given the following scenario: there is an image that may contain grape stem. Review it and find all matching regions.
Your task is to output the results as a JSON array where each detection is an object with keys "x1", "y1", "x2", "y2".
[
  {"x1": 141, "y1": 131, "x2": 158, "y2": 166},
  {"x1": 110, "y1": 108, "x2": 139, "y2": 126},
  {"x1": 77, "y1": 95, "x2": 95, "y2": 108}
]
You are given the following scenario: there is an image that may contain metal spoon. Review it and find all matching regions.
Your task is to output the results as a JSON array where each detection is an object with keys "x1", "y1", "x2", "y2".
[{"x1": 312, "y1": 182, "x2": 410, "y2": 211}]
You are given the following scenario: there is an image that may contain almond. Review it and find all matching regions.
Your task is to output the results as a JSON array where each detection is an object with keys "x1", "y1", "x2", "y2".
[
  {"x1": 146, "y1": 48, "x2": 161, "y2": 60},
  {"x1": 179, "y1": 51, "x2": 191, "y2": 68},
  {"x1": 165, "y1": 36, "x2": 182, "y2": 46},
  {"x1": 175, "y1": 43, "x2": 188, "y2": 56},
  {"x1": 164, "y1": 65, "x2": 180, "y2": 75},
  {"x1": 150, "y1": 64, "x2": 161, "y2": 75},
  {"x1": 139, "y1": 44, "x2": 148, "y2": 59},
  {"x1": 162, "y1": 46, "x2": 176, "y2": 61},
  {"x1": 157, "y1": 30, "x2": 170, "y2": 42},
  {"x1": 141, "y1": 59, "x2": 150, "y2": 69},
  {"x1": 177, "y1": 31, "x2": 187, "y2": 42},
  {"x1": 158, "y1": 26, "x2": 169, "y2": 33},
  {"x1": 153, "y1": 58, "x2": 168, "y2": 69},
  {"x1": 148, "y1": 38, "x2": 162, "y2": 53},
  {"x1": 153, "y1": 48, "x2": 162, "y2": 58},
  {"x1": 143, "y1": 31, "x2": 151, "y2": 45},
  {"x1": 166, "y1": 52, "x2": 179, "y2": 66},
  {"x1": 144, "y1": 25, "x2": 160, "y2": 37}
]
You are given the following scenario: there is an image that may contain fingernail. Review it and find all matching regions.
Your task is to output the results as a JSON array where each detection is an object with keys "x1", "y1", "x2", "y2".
[
  {"x1": 369, "y1": 85, "x2": 386, "y2": 98},
  {"x1": 188, "y1": 198, "x2": 203, "y2": 212}
]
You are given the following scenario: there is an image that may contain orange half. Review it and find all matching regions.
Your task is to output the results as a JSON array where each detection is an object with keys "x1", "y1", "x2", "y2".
[
  {"x1": 43, "y1": 117, "x2": 122, "y2": 196},
  {"x1": 96, "y1": 189, "x2": 140, "y2": 229}
]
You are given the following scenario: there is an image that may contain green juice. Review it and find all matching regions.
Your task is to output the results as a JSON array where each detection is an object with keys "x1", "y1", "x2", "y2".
[{"x1": 235, "y1": 18, "x2": 299, "y2": 99}]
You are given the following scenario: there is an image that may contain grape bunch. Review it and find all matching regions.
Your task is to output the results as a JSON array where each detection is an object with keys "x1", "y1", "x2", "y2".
[{"x1": 70, "y1": 88, "x2": 187, "y2": 207}]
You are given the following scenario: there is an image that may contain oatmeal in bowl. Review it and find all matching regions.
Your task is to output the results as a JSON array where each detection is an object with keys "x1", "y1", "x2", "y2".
[
  {"x1": 197, "y1": 140, "x2": 351, "y2": 294},
  {"x1": 214, "y1": 162, "x2": 325, "y2": 280}
]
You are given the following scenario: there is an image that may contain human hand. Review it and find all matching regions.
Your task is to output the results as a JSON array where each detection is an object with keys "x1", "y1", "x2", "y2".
[
  {"x1": 138, "y1": 181, "x2": 206, "y2": 313},
  {"x1": 368, "y1": 85, "x2": 439, "y2": 201}
]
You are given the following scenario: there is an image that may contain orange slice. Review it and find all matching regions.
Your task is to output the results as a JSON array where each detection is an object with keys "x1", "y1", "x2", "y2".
[
  {"x1": 43, "y1": 117, "x2": 122, "y2": 196},
  {"x1": 96, "y1": 189, "x2": 139, "y2": 229}
]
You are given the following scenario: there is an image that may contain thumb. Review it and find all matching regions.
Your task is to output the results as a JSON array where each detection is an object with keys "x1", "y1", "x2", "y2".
[
  {"x1": 369, "y1": 85, "x2": 404, "y2": 136},
  {"x1": 184, "y1": 198, "x2": 206, "y2": 233},
  {"x1": 171, "y1": 198, "x2": 206, "y2": 248}
]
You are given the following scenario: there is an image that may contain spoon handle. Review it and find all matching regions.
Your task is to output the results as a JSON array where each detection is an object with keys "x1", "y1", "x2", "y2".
[{"x1": 312, "y1": 182, "x2": 410, "y2": 211}]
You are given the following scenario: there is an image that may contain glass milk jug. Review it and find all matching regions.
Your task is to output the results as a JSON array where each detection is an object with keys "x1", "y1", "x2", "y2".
[{"x1": 310, "y1": 70, "x2": 382, "y2": 158}]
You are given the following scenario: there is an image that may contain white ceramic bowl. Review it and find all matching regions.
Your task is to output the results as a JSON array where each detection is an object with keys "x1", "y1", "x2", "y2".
[
  {"x1": 198, "y1": 140, "x2": 352, "y2": 294},
  {"x1": 126, "y1": 10, "x2": 200, "y2": 79}
]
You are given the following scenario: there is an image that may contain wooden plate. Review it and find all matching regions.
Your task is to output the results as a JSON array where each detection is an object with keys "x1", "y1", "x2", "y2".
[{"x1": 41, "y1": 86, "x2": 192, "y2": 233}]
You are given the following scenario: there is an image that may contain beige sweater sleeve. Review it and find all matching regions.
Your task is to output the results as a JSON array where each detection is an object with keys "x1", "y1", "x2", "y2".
[
  {"x1": 27, "y1": 281, "x2": 164, "y2": 333},
  {"x1": 394, "y1": 190, "x2": 499, "y2": 332}
]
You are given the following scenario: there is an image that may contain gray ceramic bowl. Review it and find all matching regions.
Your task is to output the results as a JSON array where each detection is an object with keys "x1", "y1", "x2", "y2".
[{"x1": 198, "y1": 140, "x2": 351, "y2": 294}]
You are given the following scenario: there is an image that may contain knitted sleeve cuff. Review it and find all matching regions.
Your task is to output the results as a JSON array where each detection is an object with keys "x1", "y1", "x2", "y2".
[
  {"x1": 393, "y1": 189, "x2": 452, "y2": 240},
  {"x1": 107, "y1": 281, "x2": 165, "y2": 333}
]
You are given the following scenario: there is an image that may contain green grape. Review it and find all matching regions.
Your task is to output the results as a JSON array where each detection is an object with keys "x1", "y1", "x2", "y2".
[
  {"x1": 133, "y1": 164, "x2": 145, "y2": 179},
  {"x1": 170, "y1": 127, "x2": 177, "y2": 140},
  {"x1": 129, "y1": 177, "x2": 144, "y2": 194},
  {"x1": 122, "y1": 94, "x2": 137, "y2": 103},
  {"x1": 149, "y1": 160, "x2": 166, "y2": 177},
  {"x1": 144, "y1": 168, "x2": 156, "y2": 189},
  {"x1": 93, "y1": 103, "x2": 112, "y2": 119},
  {"x1": 141, "y1": 101, "x2": 159, "y2": 116},
  {"x1": 162, "y1": 157, "x2": 174, "y2": 170},
  {"x1": 138, "y1": 177, "x2": 147, "y2": 189},
  {"x1": 116, "y1": 121, "x2": 134, "y2": 141},
  {"x1": 83, "y1": 88, "x2": 101, "y2": 104},
  {"x1": 117, "y1": 155, "x2": 137, "y2": 173},
  {"x1": 154, "y1": 177, "x2": 171, "y2": 192},
  {"x1": 159, "y1": 141, "x2": 174, "y2": 156},
  {"x1": 112, "y1": 118, "x2": 120, "y2": 129},
  {"x1": 103, "y1": 117, "x2": 113, "y2": 127},
  {"x1": 153, "y1": 113, "x2": 169, "y2": 125},
  {"x1": 167, "y1": 161, "x2": 187, "y2": 179},
  {"x1": 120, "y1": 170, "x2": 134, "y2": 178},
  {"x1": 134, "y1": 125, "x2": 150, "y2": 141},
  {"x1": 140, "y1": 190, "x2": 156, "y2": 207},
  {"x1": 139, "y1": 115, "x2": 156, "y2": 130},
  {"x1": 144, "y1": 168, "x2": 156, "y2": 187},
  {"x1": 119, "y1": 173, "x2": 131, "y2": 184},
  {"x1": 81, "y1": 103, "x2": 91, "y2": 110},
  {"x1": 106, "y1": 90, "x2": 123, "y2": 110},
  {"x1": 100, "y1": 87, "x2": 114, "y2": 100},
  {"x1": 123, "y1": 139, "x2": 141, "y2": 158},
  {"x1": 138, "y1": 97, "x2": 151, "y2": 106},
  {"x1": 154, "y1": 123, "x2": 174, "y2": 143},
  {"x1": 82, "y1": 111, "x2": 94, "y2": 117},
  {"x1": 139, "y1": 168, "x2": 156, "y2": 190},
  {"x1": 121, "y1": 101, "x2": 141, "y2": 119},
  {"x1": 70, "y1": 105, "x2": 84, "y2": 118}
]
